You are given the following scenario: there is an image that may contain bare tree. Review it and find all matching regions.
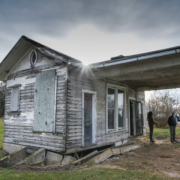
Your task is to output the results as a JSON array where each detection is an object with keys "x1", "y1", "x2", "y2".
[{"x1": 146, "y1": 90, "x2": 180, "y2": 128}]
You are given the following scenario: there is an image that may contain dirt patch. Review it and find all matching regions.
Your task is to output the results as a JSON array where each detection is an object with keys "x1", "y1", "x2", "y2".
[
  {"x1": 94, "y1": 164, "x2": 126, "y2": 170},
  {"x1": 100, "y1": 137, "x2": 180, "y2": 178}
]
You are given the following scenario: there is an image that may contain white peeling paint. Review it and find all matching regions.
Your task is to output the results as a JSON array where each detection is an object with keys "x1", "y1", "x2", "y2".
[
  {"x1": 4, "y1": 116, "x2": 15, "y2": 124},
  {"x1": 7, "y1": 76, "x2": 36, "y2": 90},
  {"x1": 40, "y1": 133, "x2": 48, "y2": 137},
  {"x1": 20, "y1": 112, "x2": 34, "y2": 124},
  {"x1": 4, "y1": 111, "x2": 34, "y2": 124},
  {"x1": 20, "y1": 112, "x2": 34, "y2": 119}
]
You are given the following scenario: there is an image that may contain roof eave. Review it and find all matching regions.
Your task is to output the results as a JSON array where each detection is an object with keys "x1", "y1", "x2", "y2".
[{"x1": 90, "y1": 47, "x2": 180, "y2": 68}]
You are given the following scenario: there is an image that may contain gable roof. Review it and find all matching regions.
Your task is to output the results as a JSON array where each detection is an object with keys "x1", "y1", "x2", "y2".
[{"x1": 0, "y1": 36, "x2": 82, "y2": 80}]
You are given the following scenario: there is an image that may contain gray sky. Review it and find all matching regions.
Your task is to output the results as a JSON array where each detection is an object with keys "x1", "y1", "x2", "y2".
[{"x1": 1, "y1": 0, "x2": 180, "y2": 65}]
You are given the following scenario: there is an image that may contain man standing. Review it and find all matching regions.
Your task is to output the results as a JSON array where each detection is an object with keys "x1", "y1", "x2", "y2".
[
  {"x1": 168, "y1": 112, "x2": 177, "y2": 143},
  {"x1": 148, "y1": 111, "x2": 156, "y2": 142}
]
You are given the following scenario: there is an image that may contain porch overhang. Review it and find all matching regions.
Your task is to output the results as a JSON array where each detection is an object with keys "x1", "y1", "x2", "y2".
[{"x1": 90, "y1": 46, "x2": 180, "y2": 91}]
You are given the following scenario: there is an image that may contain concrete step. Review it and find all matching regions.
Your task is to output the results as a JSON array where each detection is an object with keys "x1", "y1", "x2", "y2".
[
  {"x1": 0, "y1": 147, "x2": 27, "y2": 168},
  {"x1": 0, "y1": 147, "x2": 45, "y2": 168},
  {"x1": 84, "y1": 144, "x2": 141, "y2": 166}
]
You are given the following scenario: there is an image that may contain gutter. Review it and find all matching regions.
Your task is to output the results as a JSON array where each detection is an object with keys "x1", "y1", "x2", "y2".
[{"x1": 91, "y1": 48, "x2": 180, "y2": 69}]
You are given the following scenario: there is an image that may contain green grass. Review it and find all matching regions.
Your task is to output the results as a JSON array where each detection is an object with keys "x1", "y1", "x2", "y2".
[
  {"x1": 0, "y1": 117, "x2": 174, "y2": 179},
  {"x1": 0, "y1": 168, "x2": 172, "y2": 180},
  {"x1": 0, "y1": 116, "x2": 4, "y2": 149},
  {"x1": 149, "y1": 127, "x2": 180, "y2": 140}
]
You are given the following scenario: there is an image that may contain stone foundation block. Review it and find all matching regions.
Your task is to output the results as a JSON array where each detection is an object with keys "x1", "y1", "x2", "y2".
[
  {"x1": 46, "y1": 151, "x2": 63, "y2": 166},
  {"x1": 61, "y1": 155, "x2": 76, "y2": 165}
]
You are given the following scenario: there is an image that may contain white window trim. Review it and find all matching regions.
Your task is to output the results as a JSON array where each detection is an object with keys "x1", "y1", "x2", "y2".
[
  {"x1": 106, "y1": 83, "x2": 126, "y2": 133},
  {"x1": 29, "y1": 49, "x2": 37, "y2": 68},
  {"x1": 128, "y1": 97, "x2": 144, "y2": 136},
  {"x1": 82, "y1": 89, "x2": 97, "y2": 147}
]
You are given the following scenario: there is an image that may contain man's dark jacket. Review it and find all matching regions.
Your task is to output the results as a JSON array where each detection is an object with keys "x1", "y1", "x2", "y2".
[
  {"x1": 148, "y1": 117, "x2": 155, "y2": 127},
  {"x1": 168, "y1": 115, "x2": 177, "y2": 126}
]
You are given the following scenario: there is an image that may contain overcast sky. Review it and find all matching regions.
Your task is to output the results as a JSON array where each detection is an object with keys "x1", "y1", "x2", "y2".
[{"x1": 1, "y1": 0, "x2": 180, "y2": 65}]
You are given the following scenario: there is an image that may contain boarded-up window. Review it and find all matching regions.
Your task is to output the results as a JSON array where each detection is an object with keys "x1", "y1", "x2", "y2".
[
  {"x1": 33, "y1": 70, "x2": 56, "y2": 132},
  {"x1": 10, "y1": 87, "x2": 20, "y2": 112}
]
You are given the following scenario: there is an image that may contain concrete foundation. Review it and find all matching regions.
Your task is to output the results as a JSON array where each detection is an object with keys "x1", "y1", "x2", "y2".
[
  {"x1": 0, "y1": 147, "x2": 27, "y2": 167},
  {"x1": 121, "y1": 144, "x2": 140, "y2": 154},
  {"x1": 46, "y1": 151, "x2": 63, "y2": 166},
  {"x1": 115, "y1": 140, "x2": 128, "y2": 147},
  {"x1": 21, "y1": 148, "x2": 45, "y2": 165},
  {"x1": 61, "y1": 155, "x2": 76, "y2": 165},
  {"x1": 112, "y1": 148, "x2": 121, "y2": 155},
  {"x1": 93, "y1": 149, "x2": 113, "y2": 163},
  {"x1": 3, "y1": 143, "x2": 26, "y2": 154}
]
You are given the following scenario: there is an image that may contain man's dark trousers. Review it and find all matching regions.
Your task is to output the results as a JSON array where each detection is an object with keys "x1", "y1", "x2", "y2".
[
  {"x1": 149, "y1": 124, "x2": 153, "y2": 141},
  {"x1": 170, "y1": 126, "x2": 175, "y2": 143}
]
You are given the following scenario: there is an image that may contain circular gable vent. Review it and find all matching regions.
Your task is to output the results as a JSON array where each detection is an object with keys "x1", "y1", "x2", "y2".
[{"x1": 29, "y1": 50, "x2": 37, "y2": 68}]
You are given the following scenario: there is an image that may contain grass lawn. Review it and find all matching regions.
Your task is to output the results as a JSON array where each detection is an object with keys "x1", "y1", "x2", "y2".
[
  {"x1": 0, "y1": 117, "x2": 174, "y2": 179},
  {"x1": 0, "y1": 168, "x2": 172, "y2": 180},
  {"x1": 150, "y1": 126, "x2": 180, "y2": 140}
]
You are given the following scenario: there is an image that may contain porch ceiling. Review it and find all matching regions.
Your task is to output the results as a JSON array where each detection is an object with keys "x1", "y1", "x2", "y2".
[{"x1": 91, "y1": 53, "x2": 180, "y2": 91}]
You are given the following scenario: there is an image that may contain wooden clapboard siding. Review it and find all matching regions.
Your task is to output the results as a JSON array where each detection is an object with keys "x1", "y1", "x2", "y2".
[
  {"x1": 66, "y1": 68, "x2": 131, "y2": 153},
  {"x1": 4, "y1": 51, "x2": 142, "y2": 153},
  {"x1": 55, "y1": 67, "x2": 67, "y2": 135},
  {"x1": 4, "y1": 64, "x2": 67, "y2": 152}
]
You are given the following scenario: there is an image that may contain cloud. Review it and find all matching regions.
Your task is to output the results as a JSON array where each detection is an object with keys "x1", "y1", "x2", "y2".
[
  {"x1": 1, "y1": 0, "x2": 180, "y2": 37},
  {"x1": 1, "y1": 0, "x2": 180, "y2": 62}
]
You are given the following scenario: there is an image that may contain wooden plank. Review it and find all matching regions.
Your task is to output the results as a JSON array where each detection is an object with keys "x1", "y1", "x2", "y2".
[{"x1": 72, "y1": 150, "x2": 98, "y2": 164}]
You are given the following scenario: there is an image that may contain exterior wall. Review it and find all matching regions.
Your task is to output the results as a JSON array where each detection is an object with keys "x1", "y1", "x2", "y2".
[
  {"x1": 4, "y1": 49, "x2": 67, "y2": 152},
  {"x1": 66, "y1": 68, "x2": 139, "y2": 153},
  {"x1": 3, "y1": 47, "x2": 146, "y2": 154}
]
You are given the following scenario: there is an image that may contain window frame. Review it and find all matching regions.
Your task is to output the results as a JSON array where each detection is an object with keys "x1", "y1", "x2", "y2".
[
  {"x1": 7, "y1": 84, "x2": 21, "y2": 115},
  {"x1": 107, "y1": 87, "x2": 116, "y2": 130},
  {"x1": 29, "y1": 50, "x2": 37, "y2": 68},
  {"x1": 106, "y1": 83, "x2": 126, "y2": 133}
]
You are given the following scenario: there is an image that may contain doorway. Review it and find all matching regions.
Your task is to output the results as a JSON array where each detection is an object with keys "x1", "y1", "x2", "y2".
[
  {"x1": 130, "y1": 99, "x2": 143, "y2": 136},
  {"x1": 82, "y1": 90, "x2": 97, "y2": 147},
  {"x1": 84, "y1": 93, "x2": 92, "y2": 145}
]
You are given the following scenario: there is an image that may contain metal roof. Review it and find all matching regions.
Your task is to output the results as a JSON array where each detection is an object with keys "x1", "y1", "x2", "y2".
[{"x1": 90, "y1": 46, "x2": 180, "y2": 68}]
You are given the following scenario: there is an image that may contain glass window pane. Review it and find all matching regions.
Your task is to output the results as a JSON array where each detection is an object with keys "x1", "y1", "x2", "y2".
[
  {"x1": 118, "y1": 109, "x2": 123, "y2": 128},
  {"x1": 137, "y1": 102, "x2": 142, "y2": 119},
  {"x1": 118, "y1": 89, "x2": 124, "y2": 109},
  {"x1": 11, "y1": 87, "x2": 19, "y2": 111},
  {"x1": 108, "y1": 88, "x2": 115, "y2": 108},
  {"x1": 108, "y1": 109, "x2": 114, "y2": 129}
]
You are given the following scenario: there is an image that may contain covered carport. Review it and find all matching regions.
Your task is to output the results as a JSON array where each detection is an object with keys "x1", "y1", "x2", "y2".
[
  {"x1": 90, "y1": 46, "x2": 180, "y2": 91},
  {"x1": 90, "y1": 46, "x2": 180, "y2": 137}
]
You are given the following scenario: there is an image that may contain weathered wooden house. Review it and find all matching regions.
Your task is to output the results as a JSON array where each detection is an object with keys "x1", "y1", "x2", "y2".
[{"x1": 2, "y1": 36, "x2": 180, "y2": 154}]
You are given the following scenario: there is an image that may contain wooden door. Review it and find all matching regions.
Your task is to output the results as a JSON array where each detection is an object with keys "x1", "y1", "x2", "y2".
[{"x1": 84, "y1": 93, "x2": 93, "y2": 145}]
